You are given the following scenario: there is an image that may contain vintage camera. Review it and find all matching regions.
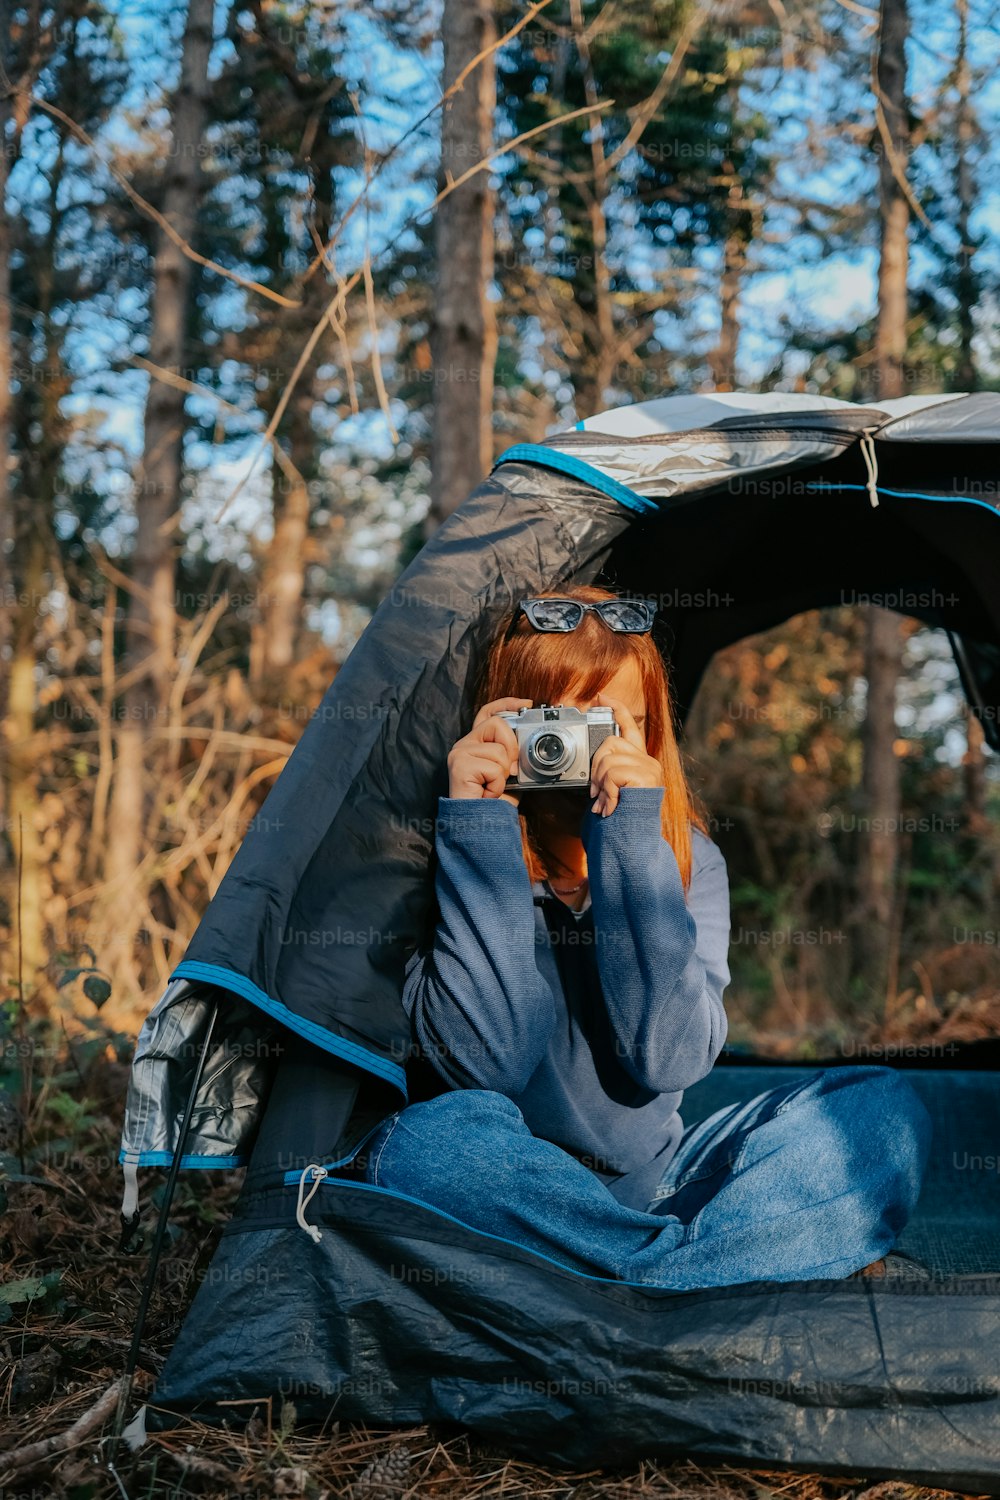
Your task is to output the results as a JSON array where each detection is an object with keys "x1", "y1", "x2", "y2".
[{"x1": 496, "y1": 703, "x2": 620, "y2": 789}]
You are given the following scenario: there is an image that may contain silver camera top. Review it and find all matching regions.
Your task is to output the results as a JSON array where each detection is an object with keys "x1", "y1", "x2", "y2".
[{"x1": 496, "y1": 702, "x2": 620, "y2": 789}]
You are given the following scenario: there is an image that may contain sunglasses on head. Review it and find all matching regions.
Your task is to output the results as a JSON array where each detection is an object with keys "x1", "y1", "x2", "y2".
[{"x1": 506, "y1": 596, "x2": 656, "y2": 640}]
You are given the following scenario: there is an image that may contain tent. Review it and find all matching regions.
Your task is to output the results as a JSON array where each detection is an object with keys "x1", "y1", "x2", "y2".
[{"x1": 119, "y1": 392, "x2": 1000, "y2": 1492}]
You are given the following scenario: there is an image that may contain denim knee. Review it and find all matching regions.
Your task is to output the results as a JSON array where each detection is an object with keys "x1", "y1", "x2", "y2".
[
  {"x1": 366, "y1": 1088, "x2": 524, "y2": 1187},
  {"x1": 409, "y1": 1087, "x2": 525, "y2": 1129},
  {"x1": 864, "y1": 1066, "x2": 932, "y2": 1164},
  {"x1": 806, "y1": 1064, "x2": 928, "y2": 1129},
  {"x1": 367, "y1": 1088, "x2": 528, "y2": 1200},
  {"x1": 826, "y1": 1065, "x2": 932, "y2": 1213}
]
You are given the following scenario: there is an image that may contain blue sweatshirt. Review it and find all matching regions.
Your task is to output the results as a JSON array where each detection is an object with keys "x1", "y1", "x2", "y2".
[{"x1": 401, "y1": 786, "x2": 732, "y2": 1211}]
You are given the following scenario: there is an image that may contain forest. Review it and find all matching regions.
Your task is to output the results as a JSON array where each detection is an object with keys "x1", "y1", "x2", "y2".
[{"x1": 1, "y1": 0, "x2": 999, "y2": 1495}]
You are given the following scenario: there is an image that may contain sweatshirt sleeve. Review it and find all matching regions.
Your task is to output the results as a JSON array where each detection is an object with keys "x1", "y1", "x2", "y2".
[
  {"x1": 400, "y1": 796, "x2": 559, "y2": 1093},
  {"x1": 581, "y1": 786, "x2": 731, "y2": 1093}
]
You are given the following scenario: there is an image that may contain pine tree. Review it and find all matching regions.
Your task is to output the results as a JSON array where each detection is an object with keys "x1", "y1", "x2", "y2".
[
  {"x1": 104, "y1": 0, "x2": 216, "y2": 996},
  {"x1": 1, "y1": 0, "x2": 129, "y2": 999},
  {"x1": 492, "y1": 0, "x2": 777, "y2": 416}
]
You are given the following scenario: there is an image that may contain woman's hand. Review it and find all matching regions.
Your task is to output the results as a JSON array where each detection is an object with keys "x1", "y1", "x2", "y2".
[
  {"x1": 588, "y1": 691, "x2": 663, "y2": 816},
  {"x1": 447, "y1": 697, "x2": 533, "y2": 804}
]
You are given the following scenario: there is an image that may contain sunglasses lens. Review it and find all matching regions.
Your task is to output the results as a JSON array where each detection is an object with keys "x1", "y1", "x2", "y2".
[
  {"x1": 600, "y1": 600, "x2": 653, "y2": 632},
  {"x1": 526, "y1": 599, "x2": 584, "y2": 631}
]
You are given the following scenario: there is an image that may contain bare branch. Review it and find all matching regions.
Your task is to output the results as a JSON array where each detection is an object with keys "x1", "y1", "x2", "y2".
[
  {"x1": 0, "y1": 1376, "x2": 136, "y2": 1478},
  {"x1": 0, "y1": 75, "x2": 303, "y2": 309},
  {"x1": 211, "y1": 98, "x2": 614, "y2": 524},
  {"x1": 606, "y1": 4, "x2": 712, "y2": 175}
]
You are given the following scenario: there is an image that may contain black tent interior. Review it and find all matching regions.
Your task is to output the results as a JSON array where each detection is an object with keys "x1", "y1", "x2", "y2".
[{"x1": 119, "y1": 394, "x2": 1000, "y2": 1492}]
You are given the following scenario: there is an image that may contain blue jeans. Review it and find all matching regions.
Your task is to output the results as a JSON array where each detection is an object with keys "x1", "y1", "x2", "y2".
[{"x1": 362, "y1": 1066, "x2": 932, "y2": 1288}]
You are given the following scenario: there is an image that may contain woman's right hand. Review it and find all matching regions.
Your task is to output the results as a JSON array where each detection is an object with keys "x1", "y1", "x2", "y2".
[{"x1": 447, "y1": 697, "x2": 533, "y2": 803}]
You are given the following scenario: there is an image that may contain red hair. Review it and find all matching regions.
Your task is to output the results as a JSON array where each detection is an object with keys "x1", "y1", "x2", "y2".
[{"x1": 475, "y1": 583, "x2": 708, "y2": 891}]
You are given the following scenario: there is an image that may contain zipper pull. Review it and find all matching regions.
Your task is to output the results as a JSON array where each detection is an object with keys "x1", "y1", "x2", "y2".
[
  {"x1": 860, "y1": 429, "x2": 880, "y2": 508},
  {"x1": 295, "y1": 1164, "x2": 329, "y2": 1244}
]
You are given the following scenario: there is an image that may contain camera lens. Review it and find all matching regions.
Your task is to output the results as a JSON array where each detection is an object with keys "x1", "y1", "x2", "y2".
[{"x1": 526, "y1": 729, "x2": 572, "y2": 774}]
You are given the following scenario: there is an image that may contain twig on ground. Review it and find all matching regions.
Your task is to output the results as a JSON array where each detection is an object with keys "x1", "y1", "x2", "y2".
[{"x1": 0, "y1": 1373, "x2": 133, "y2": 1477}]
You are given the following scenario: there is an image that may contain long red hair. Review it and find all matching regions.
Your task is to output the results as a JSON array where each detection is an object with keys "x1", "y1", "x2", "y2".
[{"x1": 476, "y1": 583, "x2": 708, "y2": 892}]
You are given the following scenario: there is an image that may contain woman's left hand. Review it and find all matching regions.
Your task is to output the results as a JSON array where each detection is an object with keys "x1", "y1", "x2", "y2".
[{"x1": 588, "y1": 692, "x2": 663, "y2": 816}]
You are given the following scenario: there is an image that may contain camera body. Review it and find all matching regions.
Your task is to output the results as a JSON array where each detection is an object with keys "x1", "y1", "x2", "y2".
[{"x1": 496, "y1": 703, "x2": 620, "y2": 789}]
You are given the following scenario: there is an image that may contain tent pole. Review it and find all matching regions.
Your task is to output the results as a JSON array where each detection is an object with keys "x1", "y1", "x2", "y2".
[
  {"x1": 946, "y1": 628, "x2": 990, "y2": 721},
  {"x1": 106, "y1": 996, "x2": 221, "y2": 1463}
]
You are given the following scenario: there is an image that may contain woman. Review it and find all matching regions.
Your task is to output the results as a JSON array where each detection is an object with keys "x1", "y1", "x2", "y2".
[{"x1": 357, "y1": 584, "x2": 932, "y2": 1288}]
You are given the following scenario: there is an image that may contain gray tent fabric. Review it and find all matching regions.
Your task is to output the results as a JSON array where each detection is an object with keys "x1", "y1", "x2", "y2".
[
  {"x1": 119, "y1": 392, "x2": 1000, "y2": 1490},
  {"x1": 146, "y1": 1061, "x2": 1000, "y2": 1491}
]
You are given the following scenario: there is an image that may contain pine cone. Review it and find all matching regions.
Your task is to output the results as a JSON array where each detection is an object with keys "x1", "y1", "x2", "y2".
[{"x1": 347, "y1": 1444, "x2": 412, "y2": 1498}]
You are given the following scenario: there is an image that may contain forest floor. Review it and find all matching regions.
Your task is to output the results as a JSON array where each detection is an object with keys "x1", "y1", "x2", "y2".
[{"x1": 0, "y1": 1009, "x2": 996, "y2": 1500}]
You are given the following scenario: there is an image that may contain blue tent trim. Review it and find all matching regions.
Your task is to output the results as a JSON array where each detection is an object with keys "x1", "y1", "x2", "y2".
[
  {"x1": 804, "y1": 482, "x2": 1000, "y2": 517},
  {"x1": 171, "y1": 959, "x2": 410, "y2": 1097},
  {"x1": 119, "y1": 1150, "x2": 246, "y2": 1169},
  {"x1": 491, "y1": 444, "x2": 658, "y2": 515}
]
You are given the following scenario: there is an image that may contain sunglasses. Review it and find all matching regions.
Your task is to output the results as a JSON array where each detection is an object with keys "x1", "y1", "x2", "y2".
[{"x1": 506, "y1": 596, "x2": 656, "y2": 640}]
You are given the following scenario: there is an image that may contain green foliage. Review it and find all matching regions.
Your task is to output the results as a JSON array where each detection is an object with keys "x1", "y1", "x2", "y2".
[
  {"x1": 0, "y1": 1271, "x2": 63, "y2": 1313},
  {"x1": 44, "y1": 1090, "x2": 102, "y2": 1133},
  {"x1": 492, "y1": 0, "x2": 780, "y2": 406}
]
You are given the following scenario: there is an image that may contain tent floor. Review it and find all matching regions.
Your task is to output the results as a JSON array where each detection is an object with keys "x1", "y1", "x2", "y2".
[{"x1": 682, "y1": 1065, "x2": 1000, "y2": 1277}]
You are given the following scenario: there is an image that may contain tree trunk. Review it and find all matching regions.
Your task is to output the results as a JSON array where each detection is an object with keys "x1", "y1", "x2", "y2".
[
  {"x1": 961, "y1": 698, "x2": 998, "y2": 907},
  {"x1": 103, "y1": 0, "x2": 215, "y2": 995},
  {"x1": 953, "y1": 0, "x2": 976, "y2": 393},
  {"x1": 5, "y1": 536, "x2": 48, "y2": 996},
  {"x1": 566, "y1": 0, "x2": 615, "y2": 423},
  {"x1": 874, "y1": 0, "x2": 910, "y2": 408},
  {"x1": 256, "y1": 456, "x2": 311, "y2": 679},
  {"x1": 709, "y1": 228, "x2": 745, "y2": 392},
  {"x1": 253, "y1": 29, "x2": 344, "y2": 679},
  {"x1": 424, "y1": 0, "x2": 497, "y2": 537},
  {"x1": 859, "y1": 602, "x2": 902, "y2": 922},
  {"x1": 709, "y1": 94, "x2": 750, "y2": 394},
  {"x1": 961, "y1": 698, "x2": 987, "y2": 835},
  {"x1": 0, "y1": 0, "x2": 37, "y2": 876},
  {"x1": 0, "y1": 77, "x2": 13, "y2": 865},
  {"x1": 4, "y1": 107, "x2": 73, "y2": 1002},
  {"x1": 857, "y1": 0, "x2": 910, "y2": 1005}
]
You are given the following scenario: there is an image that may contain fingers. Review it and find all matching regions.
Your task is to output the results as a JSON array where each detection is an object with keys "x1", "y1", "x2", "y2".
[
  {"x1": 589, "y1": 694, "x2": 652, "y2": 817},
  {"x1": 594, "y1": 691, "x2": 645, "y2": 751},
  {"x1": 589, "y1": 739, "x2": 662, "y2": 816},
  {"x1": 484, "y1": 740, "x2": 519, "y2": 796},
  {"x1": 472, "y1": 696, "x2": 533, "y2": 729},
  {"x1": 449, "y1": 701, "x2": 530, "y2": 799},
  {"x1": 449, "y1": 726, "x2": 521, "y2": 798},
  {"x1": 477, "y1": 712, "x2": 521, "y2": 766},
  {"x1": 588, "y1": 738, "x2": 648, "y2": 790},
  {"x1": 591, "y1": 768, "x2": 621, "y2": 818}
]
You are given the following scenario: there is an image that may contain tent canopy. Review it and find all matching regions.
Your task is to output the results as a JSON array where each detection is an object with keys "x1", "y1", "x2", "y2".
[
  {"x1": 120, "y1": 390, "x2": 1000, "y2": 1180},
  {"x1": 124, "y1": 392, "x2": 1000, "y2": 1493}
]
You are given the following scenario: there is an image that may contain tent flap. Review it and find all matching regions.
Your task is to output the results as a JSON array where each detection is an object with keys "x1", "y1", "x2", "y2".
[{"x1": 145, "y1": 1174, "x2": 1000, "y2": 1494}]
